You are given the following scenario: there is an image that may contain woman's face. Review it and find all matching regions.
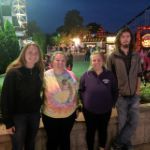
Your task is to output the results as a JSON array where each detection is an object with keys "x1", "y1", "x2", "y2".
[
  {"x1": 91, "y1": 54, "x2": 103, "y2": 71},
  {"x1": 25, "y1": 45, "x2": 39, "y2": 67},
  {"x1": 52, "y1": 54, "x2": 66, "y2": 70}
]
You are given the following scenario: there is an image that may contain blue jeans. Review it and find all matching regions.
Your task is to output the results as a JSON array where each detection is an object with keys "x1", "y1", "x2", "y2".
[
  {"x1": 11, "y1": 112, "x2": 40, "y2": 150},
  {"x1": 115, "y1": 95, "x2": 140, "y2": 147}
]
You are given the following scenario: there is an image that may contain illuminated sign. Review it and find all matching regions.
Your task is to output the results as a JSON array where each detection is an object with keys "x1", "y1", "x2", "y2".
[
  {"x1": 106, "y1": 36, "x2": 116, "y2": 44},
  {"x1": 142, "y1": 34, "x2": 150, "y2": 48}
]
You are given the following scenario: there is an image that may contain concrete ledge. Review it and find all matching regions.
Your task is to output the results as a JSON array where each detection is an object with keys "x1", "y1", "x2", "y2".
[{"x1": 0, "y1": 104, "x2": 150, "y2": 150}]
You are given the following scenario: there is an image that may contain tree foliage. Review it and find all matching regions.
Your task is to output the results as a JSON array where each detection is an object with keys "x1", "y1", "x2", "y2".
[
  {"x1": 0, "y1": 20, "x2": 19, "y2": 74},
  {"x1": 56, "y1": 9, "x2": 84, "y2": 36},
  {"x1": 27, "y1": 21, "x2": 46, "y2": 53},
  {"x1": 26, "y1": 21, "x2": 41, "y2": 37},
  {"x1": 64, "y1": 9, "x2": 83, "y2": 32},
  {"x1": 32, "y1": 32, "x2": 46, "y2": 53},
  {"x1": 87, "y1": 22, "x2": 102, "y2": 34},
  {"x1": 54, "y1": 9, "x2": 85, "y2": 45}
]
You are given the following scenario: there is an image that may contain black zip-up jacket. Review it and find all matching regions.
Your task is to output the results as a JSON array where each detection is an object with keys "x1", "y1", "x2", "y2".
[{"x1": 0, "y1": 66, "x2": 43, "y2": 128}]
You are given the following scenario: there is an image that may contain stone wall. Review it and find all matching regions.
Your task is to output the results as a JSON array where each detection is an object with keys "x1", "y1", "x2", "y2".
[{"x1": 0, "y1": 104, "x2": 150, "y2": 150}]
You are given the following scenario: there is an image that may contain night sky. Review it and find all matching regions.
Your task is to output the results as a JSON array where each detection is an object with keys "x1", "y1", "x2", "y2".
[{"x1": 26, "y1": 0, "x2": 150, "y2": 34}]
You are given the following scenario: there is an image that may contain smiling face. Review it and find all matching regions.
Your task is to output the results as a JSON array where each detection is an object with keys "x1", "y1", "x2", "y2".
[
  {"x1": 91, "y1": 53, "x2": 103, "y2": 71},
  {"x1": 25, "y1": 45, "x2": 40, "y2": 68},
  {"x1": 52, "y1": 53, "x2": 66, "y2": 70}
]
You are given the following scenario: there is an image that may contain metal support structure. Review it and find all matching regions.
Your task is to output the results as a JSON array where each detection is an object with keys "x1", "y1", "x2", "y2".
[
  {"x1": 0, "y1": 0, "x2": 27, "y2": 37},
  {"x1": 12, "y1": 0, "x2": 27, "y2": 29},
  {"x1": 117, "y1": 6, "x2": 150, "y2": 32}
]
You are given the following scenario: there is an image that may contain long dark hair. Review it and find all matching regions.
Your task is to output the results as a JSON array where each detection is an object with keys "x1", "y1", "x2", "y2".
[{"x1": 115, "y1": 27, "x2": 135, "y2": 51}]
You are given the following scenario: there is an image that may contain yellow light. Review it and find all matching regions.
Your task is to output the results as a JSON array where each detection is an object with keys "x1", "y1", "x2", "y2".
[
  {"x1": 142, "y1": 34, "x2": 150, "y2": 48},
  {"x1": 106, "y1": 36, "x2": 116, "y2": 43},
  {"x1": 72, "y1": 37, "x2": 80, "y2": 46},
  {"x1": 142, "y1": 40, "x2": 150, "y2": 48}
]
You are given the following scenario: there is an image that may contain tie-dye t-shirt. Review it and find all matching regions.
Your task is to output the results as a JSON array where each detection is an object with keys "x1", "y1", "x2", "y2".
[{"x1": 43, "y1": 69, "x2": 78, "y2": 118}]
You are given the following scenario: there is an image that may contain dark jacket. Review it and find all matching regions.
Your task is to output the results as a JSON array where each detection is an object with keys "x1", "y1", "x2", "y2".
[
  {"x1": 107, "y1": 50, "x2": 142, "y2": 96},
  {"x1": 0, "y1": 66, "x2": 43, "y2": 128},
  {"x1": 79, "y1": 69, "x2": 118, "y2": 114}
]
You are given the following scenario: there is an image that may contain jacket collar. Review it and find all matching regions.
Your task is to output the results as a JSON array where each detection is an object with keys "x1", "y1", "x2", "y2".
[
  {"x1": 88, "y1": 67, "x2": 107, "y2": 76},
  {"x1": 113, "y1": 50, "x2": 137, "y2": 57}
]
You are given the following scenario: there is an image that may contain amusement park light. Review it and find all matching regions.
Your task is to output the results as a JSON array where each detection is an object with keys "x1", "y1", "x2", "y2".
[
  {"x1": 72, "y1": 37, "x2": 80, "y2": 46},
  {"x1": 12, "y1": 0, "x2": 27, "y2": 28},
  {"x1": 83, "y1": 35, "x2": 86, "y2": 39},
  {"x1": 23, "y1": 39, "x2": 32, "y2": 45},
  {"x1": 106, "y1": 36, "x2": 116, "y2": 44},
  {"x1": 142, "y1": 33, "x2": 150, "y2": 48}
]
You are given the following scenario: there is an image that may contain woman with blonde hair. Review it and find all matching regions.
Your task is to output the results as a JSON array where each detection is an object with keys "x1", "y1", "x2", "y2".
[
  {"x1": 1, "y1": 42, "x2": 44, "y2": 150},
  {"x1": 79, "y1": 51, "x2": 118, "y2": 150},
  {"x1": 42, "y1": 51, "x2": 78, "y2": 150}
]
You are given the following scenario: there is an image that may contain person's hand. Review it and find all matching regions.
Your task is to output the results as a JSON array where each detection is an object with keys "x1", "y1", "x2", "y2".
[{"x1": 7, "y1": 126, "x2": 15, "y2": 134}]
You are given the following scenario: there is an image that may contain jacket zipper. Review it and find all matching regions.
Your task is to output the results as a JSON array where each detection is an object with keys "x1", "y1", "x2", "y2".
[
  {"x1": 127, "y1": 75, "x2": 132, "y2": 96},
  {"x1": 118, "y1": 54, "x2": 132, "y2": 96}
]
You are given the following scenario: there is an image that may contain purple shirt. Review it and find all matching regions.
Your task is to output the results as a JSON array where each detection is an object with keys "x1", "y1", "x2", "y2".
[{"x1": 79, "y1": 69, "x2": 118, "y2": 114}]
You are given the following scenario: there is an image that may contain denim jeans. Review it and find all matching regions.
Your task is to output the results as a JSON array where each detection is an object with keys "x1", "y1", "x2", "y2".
[
  {"x1": 11, "y1": 112, "x2": 40, "y2": 150},
  {"x1": 115, "y1": 95, "x2": 140, "y2": 147}
]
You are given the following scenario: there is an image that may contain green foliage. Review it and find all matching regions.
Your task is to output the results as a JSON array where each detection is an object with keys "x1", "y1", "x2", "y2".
[
  {"x1": 0, "y1": 20, "x2": 19, "y2": 74},
  {"x1": 4, "y1": 21, "x2": 19, "y2": 60},
  {"x1": 49, "y1": 33, "x2": 62, "y2": 46},
  {"x1": 54, "y1": 9, "x2": 88, "y2": 45},
  {"x1": 64, "y1": 9, "x2": 83, "y2": 34},
  {"x1": 56, "y1": 9, "x2": 84, "y2": 36},
  {"x1": 140, "y1": 83, "x2": 150, "y2": 103},
  {"x1": 32, "y1": 32, "x2": 46, "y2": 53},
  {"x1": 0, "y1": 74, "x2": 4, "y2": 93},
  {"x1": 87, "y1": 22, "x2": 102, "y2": 34},
  {"x1": 27, "y1": 21, "x2": 46, "y2": 54},
  {"x1": 26, "y1": 21, "x2": 41, "y2": 37},
  {"x1": 56, "y1": 25, "x2": 65, "y2": 34}
]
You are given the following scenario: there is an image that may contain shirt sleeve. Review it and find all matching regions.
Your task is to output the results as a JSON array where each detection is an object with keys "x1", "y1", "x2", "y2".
[
  {"x1": 111, "y1": 73, "x2": 118, "y2": 106},
  {"x1": 137, "y1": 55, "x2": 142, "y2": 77},
  {"x1": 78, "y1": 74, "x2": 86, "y2": 103},
  {"x1": 0, "y1": 71, "x2": 16, "y2": 129},
  {"x1": 106, "y1": 54, "x2": 113, "y2": 71}
]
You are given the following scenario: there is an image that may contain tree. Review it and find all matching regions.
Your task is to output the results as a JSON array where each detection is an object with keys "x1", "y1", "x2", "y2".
[
  {"x1": 0, "y1": 20, "x2": 19, "y2": 74},
  {"x1": 87, "y1": 22, "x2": 102, "y2": 34},
  {"x1": 63, "y1": 9, "x2": 84, "y2": 34},
  {"x1": 54, "y1": 9, "x2": 86, "y2": 45},
  {"x1": 26, "y1": 21, "x2": 41, "y2": 37},
  {"x1": 4, "y1": 20, "x2": 19, "y2": 62},
  {"x1": 56, "y1": 25, "x2": 65, "y2": 34},
  {"x1": 32, "y1": 32, "x2": 46, "y2": 53},
  {"x1": 26, "y1": 21, "x2": 46, "y2": 53},
  {"x1": 0, "y1": 27, "x2": 7, "y2": 73}
]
